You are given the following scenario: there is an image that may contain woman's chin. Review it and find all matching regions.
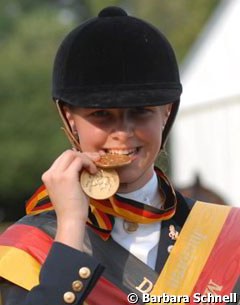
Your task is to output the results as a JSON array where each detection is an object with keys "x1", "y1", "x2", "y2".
[{"x1": 117, "y1": 165, "x2": 153, "y2": 193}]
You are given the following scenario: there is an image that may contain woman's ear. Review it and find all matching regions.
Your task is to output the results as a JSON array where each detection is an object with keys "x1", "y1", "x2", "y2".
[
  {"x1": 62, "y1": 106, "x2": 77, "y2": 133},
  {"x1": 162, "y1": 103, "x2": 173, "y2": 129},
  {"x1": 56, "y1": 101, "x2": 81, "y2": 150},
  {"x1": 166, "y1": 103, "x2": 173, "y2": 118}
]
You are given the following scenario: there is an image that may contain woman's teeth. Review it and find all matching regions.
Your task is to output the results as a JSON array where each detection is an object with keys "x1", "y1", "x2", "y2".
[{"x1": 106, "y1": 149, "x2": 137, "y2": 156}]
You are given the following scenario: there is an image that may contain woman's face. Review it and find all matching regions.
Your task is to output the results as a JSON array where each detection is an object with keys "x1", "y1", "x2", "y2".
[{"x1": 64, "y1": 105, "x2": 171, "y2": 192}]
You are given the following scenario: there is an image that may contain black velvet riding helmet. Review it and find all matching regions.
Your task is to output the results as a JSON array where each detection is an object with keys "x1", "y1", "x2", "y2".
[{"x1": 52, "y1": 6, "x2": 182, "y2": 147}]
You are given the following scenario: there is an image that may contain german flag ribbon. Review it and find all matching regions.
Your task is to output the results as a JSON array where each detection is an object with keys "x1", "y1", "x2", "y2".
[
  {"x1": 0, "y1": 223, "x2": 135, "y2": 305},
  {"x1": 25, "y1": 167, "x2": 177, "y2": 240},
  {"x1": 0, "y1": 201, "x2": 239, "y2": 305},
  {"x1": 0, "y1": 223, "x2": 52, "y2": 290},
  {"x1": 148, "y1": 202, "x2": 240, "y2": 304}
]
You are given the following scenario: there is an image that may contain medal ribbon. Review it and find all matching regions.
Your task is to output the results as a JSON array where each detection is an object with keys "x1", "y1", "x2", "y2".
[{"x1": 26, "y1": 167, "x2": 177, "y2": 240}]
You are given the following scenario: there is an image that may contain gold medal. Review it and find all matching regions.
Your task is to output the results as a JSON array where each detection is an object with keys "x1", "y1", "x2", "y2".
[
  {"x1": 80, "y1": 154, "x2": 132, "y2": 199},
  {"x1": 80, "y1": 168, "x2": 120, "y2": 200},
  {"x1": 95, "y1": 154, "x2": 132, "y2": 168}
]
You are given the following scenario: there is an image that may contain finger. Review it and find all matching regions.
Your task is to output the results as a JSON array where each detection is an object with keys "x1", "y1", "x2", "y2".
[
  {"x1": 50, "y1": 150, "x2": 79, "y2": 172},
  {"x1": 82, "y1": 152, "x2": 102, "y2": 162},
  {"x1": 67, "y1": 154, "x2": 98, "y2": 176},
  {"x1": 98, "y1": 150, "x2": 106, "y2": 156}
]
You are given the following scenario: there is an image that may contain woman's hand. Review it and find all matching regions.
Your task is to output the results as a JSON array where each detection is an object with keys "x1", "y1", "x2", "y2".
[{"x1": 41, "y1": 150, "x2": 101, "y2": 251}]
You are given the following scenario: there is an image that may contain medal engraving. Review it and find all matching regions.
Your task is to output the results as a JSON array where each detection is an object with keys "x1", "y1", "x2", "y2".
[{"x1": 81, "y1": 169, "x2": 119, "y2": 199}]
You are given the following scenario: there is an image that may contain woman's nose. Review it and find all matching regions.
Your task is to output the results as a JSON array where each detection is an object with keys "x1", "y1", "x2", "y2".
[{"x1": 111, "y1": 113, "x2": 134, "y2": 140}]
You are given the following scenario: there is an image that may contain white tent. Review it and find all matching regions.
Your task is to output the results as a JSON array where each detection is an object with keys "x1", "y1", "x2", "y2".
[{"x1": 172, "y1": 0, "x2": 240, "y2": 206}]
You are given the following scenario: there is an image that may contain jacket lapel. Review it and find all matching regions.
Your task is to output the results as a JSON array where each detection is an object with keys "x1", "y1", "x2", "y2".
[
  {"x1": 155, "y1": 192, "x2": 194, "y2": 273},
  {"x1": 84, "y1": 227, "x2": 159, "y2": 304}
]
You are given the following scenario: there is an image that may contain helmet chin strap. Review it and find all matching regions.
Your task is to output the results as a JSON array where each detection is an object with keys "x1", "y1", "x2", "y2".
[{"x1": 56, "y1": 100, "x2": 82, "y2": 151}]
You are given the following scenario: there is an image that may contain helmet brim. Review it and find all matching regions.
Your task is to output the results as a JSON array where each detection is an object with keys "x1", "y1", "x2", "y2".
[{"x1": 53, "y1": 85, "x2": 182, "y2": 108}]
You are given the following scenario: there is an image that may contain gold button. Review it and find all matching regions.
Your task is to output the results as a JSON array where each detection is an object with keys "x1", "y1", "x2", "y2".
[
  {"x1": 72, "y1": 280, "x2": 83, "y2": 292},
  {"x1": 63, "y1": 291, "x2": 76, "y2": 303},
  {"x1": 79, "y1": 267, "x2": 91, "y2": 279}
]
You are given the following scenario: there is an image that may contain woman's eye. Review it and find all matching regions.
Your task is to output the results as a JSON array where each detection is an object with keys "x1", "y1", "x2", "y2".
[
  {"x1": 91, "y1": 110, "x2": 110, "y2": 118},
  {"x1": 131, "y1": 107, "x2": 152, "y2": 116}
]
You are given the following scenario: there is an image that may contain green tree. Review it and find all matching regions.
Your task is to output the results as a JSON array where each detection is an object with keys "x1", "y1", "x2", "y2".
[{"x1": 0, "y1": 6, "x2": 74, "y2": 219}]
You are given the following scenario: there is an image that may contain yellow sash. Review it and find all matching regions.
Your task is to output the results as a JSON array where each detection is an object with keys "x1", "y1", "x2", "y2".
[{"x1": 149, "y1": 201, "x2": 239, "y2": 304}]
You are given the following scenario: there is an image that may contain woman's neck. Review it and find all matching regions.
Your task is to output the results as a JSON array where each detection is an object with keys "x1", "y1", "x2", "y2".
[{"x1": 118, "y1": 167, "x2": 155, "y2": 193}]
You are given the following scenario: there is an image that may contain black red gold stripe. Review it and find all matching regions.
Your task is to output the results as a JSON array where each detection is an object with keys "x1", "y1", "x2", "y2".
[
  {"x1": 0, "y1": 223, "x2": 53, "y2": 264},
  {"x1": 0, "y1": 223, "x2": 139, "y2": 303},
  {"x1": 0, "y1": 223, "x2": 53, "y2": 290},
  {"x1": 25, "y1": 167, "x2": 177, "y2": 240}
]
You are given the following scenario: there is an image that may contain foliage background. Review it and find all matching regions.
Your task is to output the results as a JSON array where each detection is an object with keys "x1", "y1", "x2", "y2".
[{"x1": 0, "y1": 0, "x2": 219, "y2": 221}]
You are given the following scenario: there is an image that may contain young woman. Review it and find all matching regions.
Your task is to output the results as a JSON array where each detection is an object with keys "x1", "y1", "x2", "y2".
[{"x1": 1, "y1": 6, "x2": 237, "y2": 305}]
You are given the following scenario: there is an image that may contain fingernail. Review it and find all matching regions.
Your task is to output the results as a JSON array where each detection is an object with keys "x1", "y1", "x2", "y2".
[{"x1": 99, "y1": 150, "x2": 106, "y2": 156}]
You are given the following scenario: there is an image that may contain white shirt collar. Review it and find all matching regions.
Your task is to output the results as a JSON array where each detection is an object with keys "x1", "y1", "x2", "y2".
[
  {"x1": 117, "y1": 172, "x2": 161, "y2": 208},
  {"x1": 112, "y1": 172, "x2": 162, "y2": 268}
]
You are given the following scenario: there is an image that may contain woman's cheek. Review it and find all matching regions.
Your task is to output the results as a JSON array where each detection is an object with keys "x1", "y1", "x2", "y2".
[{"x1": 80, "y1": 130, "x2": 108, "y2": 152}]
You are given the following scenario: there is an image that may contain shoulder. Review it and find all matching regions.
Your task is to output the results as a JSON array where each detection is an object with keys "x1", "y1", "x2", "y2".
[
  {"x1": 0, "y1": 212, "x2": 55, "y2": 291},
  {"x1": 17, "y1": 211, "x2": 57, "y2": 239},
  {"x1": 0, "y1": 212, "x2": 56, "y2": 284},
  {"x1": 0, "y1": 211, "x2": 56, "y2": 244}
]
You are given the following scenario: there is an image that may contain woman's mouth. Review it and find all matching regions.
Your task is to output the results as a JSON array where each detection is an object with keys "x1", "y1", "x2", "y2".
[{"x1": 104, "y1": 147, "x2": 140, "y2": 157}]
